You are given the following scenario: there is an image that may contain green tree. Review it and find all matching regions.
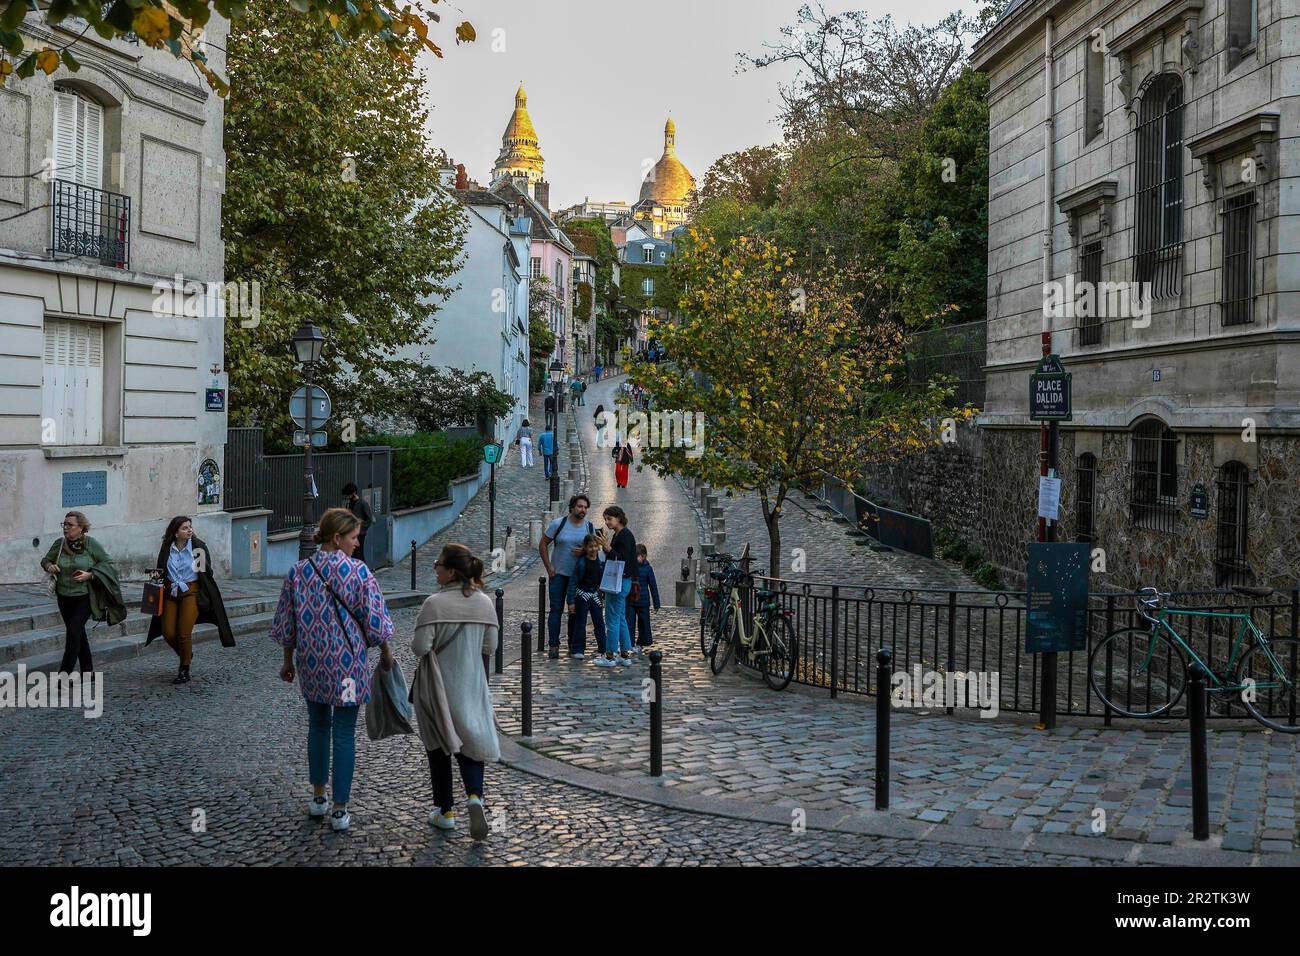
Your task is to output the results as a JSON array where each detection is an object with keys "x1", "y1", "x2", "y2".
[
  {"x1": 1, "y1": 0, "x2": 474, "y2": 95},
  {"x1": 371, "y1": 362, "x2": 513, "y2": 434},
  {"x1": 222, "y1": 0, "x2": 465, "y2": 450},
  {"x1": 527, "y1": 276, "x2": 558, "y2": 393}
]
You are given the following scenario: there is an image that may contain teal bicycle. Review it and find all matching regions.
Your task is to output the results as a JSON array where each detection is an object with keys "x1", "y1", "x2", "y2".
[{"x1": 1088, "y1": 586, "x2": 1300, "y2": 731}]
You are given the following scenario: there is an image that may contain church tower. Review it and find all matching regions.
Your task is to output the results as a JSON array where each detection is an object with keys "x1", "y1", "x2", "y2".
[{"x1": 492, "y1": 84, "x2": 546, "y2": 199}]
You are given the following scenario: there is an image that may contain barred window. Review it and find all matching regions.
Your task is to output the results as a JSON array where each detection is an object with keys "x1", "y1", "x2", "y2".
[
  {"x1": 1215, "y1": 461, "x2": 1251, "y2": 585},
  {"x1": 1133, "y1": 75, "x2": 1184, "y2": 300},
  {"x1": 1076, "y1": 453, "x2": 1097, "y2": 542},
  {"x1": 1222, "y1": 190, "x2": 1256, "y2": 326},
  {"x1": 1130, "y1": 419, "x2": 1178, "y2": 531},
  {"x1": 1078, "y1": 240, "x2": 1103, "y2": 345}
]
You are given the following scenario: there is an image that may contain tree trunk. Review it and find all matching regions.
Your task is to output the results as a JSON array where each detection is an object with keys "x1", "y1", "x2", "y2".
[{"x1": 766, "y1": 512, "x2": 781, "y2": 580}]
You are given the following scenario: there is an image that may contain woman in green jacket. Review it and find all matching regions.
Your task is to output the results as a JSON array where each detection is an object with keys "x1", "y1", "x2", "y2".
[{"x1": 40, "y1": 511, "x2": 114, "y2": 673}]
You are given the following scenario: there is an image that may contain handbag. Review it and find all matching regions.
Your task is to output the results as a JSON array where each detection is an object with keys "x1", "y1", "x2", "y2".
[
  {"x1": 599, "y1": 558, "x2": 625, "y2": 594},
  {"x1": 44, "y1": 539, "x2": 65, "y2": 599},
  {"x1": 141, "y1": 571, "x2": 166, "y2": 617}
]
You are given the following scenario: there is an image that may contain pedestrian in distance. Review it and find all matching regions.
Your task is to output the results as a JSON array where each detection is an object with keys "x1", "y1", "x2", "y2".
[
  {"x1": 539, "y1": 494, "x2": 597, "y2": 660},
  {"x1": 565, "y1": 534, "x2": 608, "y2": 659},
  {"x1": 594, "y1": 363, "x2": 603, "y2": 381},
  {"x1": 577, "y1": 379, "x2": 587, "y2": 406},
  {"x1": 40, "y1": 511, "x2": 124, "y2": 674},
  {"x1": 342, "y1": 483, "x2": 373, "y2": 566},
  {"x1": 270, "y1": 507, "x2": 395, "y2": 833},
  {"x1": 515, "y1": 419, "x2": 534, "y2": 468},
  {"x1": 593, "y1": 404, "x2": 610, "y2": 449},
  {"x1": 145, "y1": 516, "x2": 235, "y2": 685},
  {"x1": 614, "y1": 439, "x2": 634, "y2": 489},
  {"x1": 538, "y1": 426, "x2": 557, "y2": 478},
  {"x1": 595, "y1": 505, "x2": 636, "y2": 667},
  {"x1": 410, "y1": 544, "x2": 499, "y2": 840},
  {"x1": 626, "y1": 544, "x2": 661, "y2": 652}
]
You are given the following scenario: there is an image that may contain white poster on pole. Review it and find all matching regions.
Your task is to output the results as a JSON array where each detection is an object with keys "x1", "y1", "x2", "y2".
[{"x1": 1038, "y1": 476, "x2": 1061, "y2": 520}]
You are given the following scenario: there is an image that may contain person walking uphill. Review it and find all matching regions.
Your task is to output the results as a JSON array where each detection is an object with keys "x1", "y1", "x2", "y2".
[
  {"x1": 270, "y1": 508, "x2": 395, "y2": 833},
  {"x1": 613, "y1": 439, "x2": 634, "y2": 489},
  {"x1": 145, "y1": 516, "x2": 235, "y2": 685},
  {"x1": 538, "y1": 426, "x2": 557, "y2": 479},
  {"x1": 411, "y1": 544, "x2": 500, "y2": 840},
  {"x1": 40, "y1": 511, "x2": 125, "y2": 674},
  {"x1": 343, "y1": 483, "x2": 373, "y2": 566}
]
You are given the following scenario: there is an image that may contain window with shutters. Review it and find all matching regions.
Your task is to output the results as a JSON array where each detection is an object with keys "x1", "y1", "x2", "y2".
[
  {"x1": 42, "y1": 319, "x2": 105, "y2": 447},
  {"x1": 50, "y1": 88, "x2": 129, "y2": 267},
  {"x1": 52, "y1": 89, "x2": 104, "y2": 189}
]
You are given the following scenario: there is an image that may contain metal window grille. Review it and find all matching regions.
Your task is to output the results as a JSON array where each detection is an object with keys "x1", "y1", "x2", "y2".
[
  {"x1": 1222, "y1": 190, "x2": 1256, "y2": 327},
  {"x1": 1133, "y1": 76, "x2": 1183, "y2": 300},
  {"x1": 1078, "y1": 241, "x2": 1103, "y2": 345},
  {"x1": 50, "y1": 180, "x2": 130, "y2": 269},
  {"x1": 1215, "y1": 461, "x2": 1252, "y2": 585},
  {"x1": 1129, "y1": 420, "x2": 1179, "y2": 531},
  {"x1": 1076, "y1": 453, "x2": 1097, "y2": 542}
]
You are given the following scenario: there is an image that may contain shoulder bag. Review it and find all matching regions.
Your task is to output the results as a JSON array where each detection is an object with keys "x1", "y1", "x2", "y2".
[{"x1": 306, "y1": 553, "x2": 368, "y2": 653}]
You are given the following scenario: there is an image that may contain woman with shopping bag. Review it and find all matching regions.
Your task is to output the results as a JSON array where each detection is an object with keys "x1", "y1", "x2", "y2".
[
  {"x1": 594, "y1": 505, "x2": 637, "y2": 667},
  {"x1": 145, "y1": 516, "x2": 235, "y2": 685},
  {"x1": 410, "y1": 543, "x2": 499, "y2": 840}
]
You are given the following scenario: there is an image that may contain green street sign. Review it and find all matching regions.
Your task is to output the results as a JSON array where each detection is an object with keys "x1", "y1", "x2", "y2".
[
  {"x1": 1030, "y1": 354, "x2": 1072, "y2": 421},
  {"x1": 482, "y1": 442, "x2": 503, "y2": 465}
]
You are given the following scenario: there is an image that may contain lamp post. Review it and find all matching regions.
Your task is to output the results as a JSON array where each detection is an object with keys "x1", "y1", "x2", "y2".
[
  {"x1": 547, "y1": 359, "x2": 563, "y2": 430},
  {"x1": 292, "y1": 321, "x2": 325, "y2": 560}
]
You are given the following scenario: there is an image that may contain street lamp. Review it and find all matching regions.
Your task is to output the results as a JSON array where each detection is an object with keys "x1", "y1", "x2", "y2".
[{"x1": 292, "y1": 321, "x2": 325, "y2": 560}]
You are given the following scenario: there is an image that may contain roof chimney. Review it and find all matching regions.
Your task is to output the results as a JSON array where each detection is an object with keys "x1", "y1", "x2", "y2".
[
  {"x1": 455, "y1": 164, "x2": 469, "y2": 190},
  {"x1": 534, "y1": 179, "x2": 550, "y2": 212}
]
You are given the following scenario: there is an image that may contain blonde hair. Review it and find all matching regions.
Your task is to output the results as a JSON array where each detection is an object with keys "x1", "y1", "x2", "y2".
[
  {"x1": 314, "y1": 507, "x2": 360, "y2": 547},
  {"x1": 65, "y1": 511, "x2": 91, "y2": 532}
]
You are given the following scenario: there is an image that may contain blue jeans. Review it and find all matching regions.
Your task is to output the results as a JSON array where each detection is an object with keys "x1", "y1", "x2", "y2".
[
  {"x1": 547, "y1": 574, "x2": 577, "y2": 648},
  {"x1": 543, "y1": 453, "x2": 556, "y2": 477},
  {"x1": 627, "y1": 604, "x2": 653, "y2": 647},
  {"x1": 570, "y1": 594, "x2": 607, "y2": 655},
  {"x1": 603, "y1": 577, "x2": 633, "y2": 654},
  {"x1": 307, "y1": 701, "x2": 359, "y2": 805}
]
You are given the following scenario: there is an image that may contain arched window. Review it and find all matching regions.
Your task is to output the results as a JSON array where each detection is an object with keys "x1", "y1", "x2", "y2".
[
  {"x1": 1133, "y1": 75, "x2": 1183, "y2": 300},
  {"x1": 1215, "y1": 462, "x2": 1251, "y2": 584},
  {"x1": 1129, "y1": 418, "x2": 1178, "y2": 530},
  {"x1": 1076, "y1": 453, "x2": 1097, "y2": 542}
]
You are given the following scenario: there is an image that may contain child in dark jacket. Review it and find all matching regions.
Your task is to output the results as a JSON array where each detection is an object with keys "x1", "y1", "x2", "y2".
[
  {"x1": 565, "y1": 535, "x2": 607, "y2": 658},
  {"x1": 626, "y1": 545, "x2": 661, "y2": 650}
]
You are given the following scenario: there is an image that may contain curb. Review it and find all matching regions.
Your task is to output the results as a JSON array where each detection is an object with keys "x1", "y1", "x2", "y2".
[{"x1": 496, "y1": 737, "x2": 1292, "y2": 867}]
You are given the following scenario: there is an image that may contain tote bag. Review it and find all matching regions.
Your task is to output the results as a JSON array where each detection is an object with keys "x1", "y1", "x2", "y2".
[{"x1": 599, "y1": 558, "x2": 625, "y2": 594}]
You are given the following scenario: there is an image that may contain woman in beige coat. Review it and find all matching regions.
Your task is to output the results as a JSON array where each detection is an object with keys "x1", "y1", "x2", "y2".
[{"x1": 411, "y1": 543, "x2": 500, "y2": 840}]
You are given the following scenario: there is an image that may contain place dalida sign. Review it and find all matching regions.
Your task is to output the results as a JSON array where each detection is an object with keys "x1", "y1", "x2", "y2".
[{"x1": 1030, "y1": 354, "x2": 1072, "y2": 422}]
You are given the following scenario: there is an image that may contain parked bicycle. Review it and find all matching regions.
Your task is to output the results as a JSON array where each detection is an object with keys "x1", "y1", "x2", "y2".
[
  {"x1": 707, "y1": 570, "x2": 797, "y2": 691},
  {"x1": 1088, "y1": 585, "x2": 1300, "y2": 731},
  {"x1": 698, "y1": 551, "x2": 742, "y2": 658}
]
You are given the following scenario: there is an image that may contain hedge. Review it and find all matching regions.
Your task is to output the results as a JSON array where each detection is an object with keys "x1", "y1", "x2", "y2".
[{"x1": 371, "y1": 432, "x2": 483, "y2": 509}]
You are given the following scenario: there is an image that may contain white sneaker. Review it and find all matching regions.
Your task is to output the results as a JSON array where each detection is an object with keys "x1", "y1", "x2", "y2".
[
  {"x1": 308, "y1": 795, "x2": 329, "y2": 818},
  {"x1": 467, "y1": 796, "x2": 489, "y2": 841},
  {"x1": 594, "y1": 656, "x2": 617, "y2": 667},
  {"x1": 429, "y1": 810, "x2": 455, "y2": 830},
  {"x1": 330, "y1": 808, "x2": 350, "y2": 832},
  {"x1": 617, "y1": 654, "x2": 633, "y2": 666},
  {"x1": 571, "y1": 652, "x2": 585, "y2": 659}
]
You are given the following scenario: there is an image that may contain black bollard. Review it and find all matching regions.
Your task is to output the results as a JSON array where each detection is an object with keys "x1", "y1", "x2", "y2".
[
  {"x1": 537, "y1": 576, "x2": 547, "y2": 652},
  {"x1": 494, "y1": 587, "x2": 504, "y2": 675},
  {"x1": 520, "y1": 622, "x2": 533, "y2": 737},
  {"x1": 1189, "y1": 663, "x2": 1209, "y2": 841},
  {"x1": 409, "y1": 540, "x2": 417, "y2": 591},
  {"x1": 875, "y1": 647, "x2": 892, "y2": 811},
  {"x1": 648, "y1": 650, "x2": 663, "y2": 777}
]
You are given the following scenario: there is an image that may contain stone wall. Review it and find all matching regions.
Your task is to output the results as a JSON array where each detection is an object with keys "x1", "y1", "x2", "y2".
[{"x1": 859, "y1": 420, "x2": 984, "y2": 544}]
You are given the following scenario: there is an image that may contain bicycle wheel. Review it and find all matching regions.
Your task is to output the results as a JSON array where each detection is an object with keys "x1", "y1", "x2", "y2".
[
  {"x1": 1088, "y1": 626, "x2": 1188, "y2": 718},
  {"x1": 700, "y1": 594, "x2": 720, "y2": 658},
  {"x1": 760, "y1": 614, "x2": 798, "y2": 691},
  {"x1": 1235, "y1": 637, "x2": 1300, "y2": 733},
  {"x1": 710, "y1": 605, "x2": 737, "y2": 675}
]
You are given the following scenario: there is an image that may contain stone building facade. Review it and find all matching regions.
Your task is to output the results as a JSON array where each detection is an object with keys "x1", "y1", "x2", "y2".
[
  {"x1": 970, "y1": 0, "x2": 1299, "y2": 591},
  {"x1": 0, "y1": 13, "x2": 230, "y2": 582}
]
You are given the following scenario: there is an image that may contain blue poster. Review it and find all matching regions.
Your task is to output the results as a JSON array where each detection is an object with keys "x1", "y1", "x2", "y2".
[{"x1": 1025, "y1": 542, "x2": 1090, "y2": 653}]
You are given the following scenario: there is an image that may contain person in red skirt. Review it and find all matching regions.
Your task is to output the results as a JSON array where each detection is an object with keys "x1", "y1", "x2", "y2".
[{"x1": 613, "y1": 439, "x2": 634, "y2": 489}]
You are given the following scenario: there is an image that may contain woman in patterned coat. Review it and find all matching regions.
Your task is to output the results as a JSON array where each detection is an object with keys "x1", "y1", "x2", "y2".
[{"x1": 270, "y1": 508, "x2": 394, "y2": 832}]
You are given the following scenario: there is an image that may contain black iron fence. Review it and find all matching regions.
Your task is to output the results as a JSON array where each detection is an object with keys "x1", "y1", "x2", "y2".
[
  {"x1": 727, "y1": 574, "x2": 1300, "y2": 724},
  {"x1": 906, "y1": 319, "x2": 986, "y2": 408},
  {"x1": 51, "y1": 180, "x2": 130, "y2": 268}
]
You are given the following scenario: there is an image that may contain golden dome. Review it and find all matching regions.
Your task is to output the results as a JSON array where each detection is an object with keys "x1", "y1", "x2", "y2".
[
  {"x1": 639, "y1": 116, "x2": 694, "y2": 205},
  {"x1": 494, "y1": 83, "x2": 544, "y2": 179}
]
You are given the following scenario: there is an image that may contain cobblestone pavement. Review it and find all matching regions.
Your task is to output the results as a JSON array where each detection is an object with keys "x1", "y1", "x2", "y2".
[
  {"x1": 0, "y1": 605, "x2": 1115, "y2": 866},
  {"x1": 492, "y1": 610, "x2": 1299, "y2": 860}
]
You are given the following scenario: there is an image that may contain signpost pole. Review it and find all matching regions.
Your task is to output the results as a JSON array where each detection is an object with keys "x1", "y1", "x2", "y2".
[
  {"x1": 298, "y1": 364, "x2": 316, "y2": 561},
  {"x1": 489, "y1": 460, "x2": 497, "y2": 555}
]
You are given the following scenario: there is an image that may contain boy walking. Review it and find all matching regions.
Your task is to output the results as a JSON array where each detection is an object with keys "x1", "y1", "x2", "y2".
[{"x1": 626, "y1": 544, "x2": 661, "y2": 650}]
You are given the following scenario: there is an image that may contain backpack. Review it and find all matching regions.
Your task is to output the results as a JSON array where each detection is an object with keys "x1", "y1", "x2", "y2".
[{"x1": 547, "y1": 517, "x2": 596, "y2": 546}]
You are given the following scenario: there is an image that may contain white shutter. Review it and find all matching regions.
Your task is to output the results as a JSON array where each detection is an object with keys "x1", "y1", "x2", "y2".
[
  {"x1": 52, "y1": 92, "x2": 79, "y2": 184},
  {"x1": 77, "y1": 97, "x2": 103, "y2": 188},
  {"x1": 42, "y1": 320, "x2": 103, "y2": 446}
]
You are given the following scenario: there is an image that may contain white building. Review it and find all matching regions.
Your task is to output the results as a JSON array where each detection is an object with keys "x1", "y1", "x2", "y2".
[{"x1": 0, "y1": 12, "x2": 230, "y2": 582}]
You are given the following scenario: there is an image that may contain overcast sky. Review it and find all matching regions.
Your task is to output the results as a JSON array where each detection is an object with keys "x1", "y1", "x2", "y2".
[{"x1": 419, "y1": 0, "x2": 982, "y2": 210}]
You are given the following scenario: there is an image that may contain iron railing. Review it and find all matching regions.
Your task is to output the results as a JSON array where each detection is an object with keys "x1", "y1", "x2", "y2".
[
  {"x1": 723, "y1": 575, "x2": 1300, "y2": 723},
  {"x1": 224, "y1": 427, "x2": 265, "y2": 511},
  {"x1": 51, "y1": 180, "x2": 130, "y2": 269}
]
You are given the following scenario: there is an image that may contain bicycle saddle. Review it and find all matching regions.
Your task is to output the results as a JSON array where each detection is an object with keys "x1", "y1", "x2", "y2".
[{"x1": 1230, "y1": 585, "x2": 1274, "y2": 599}]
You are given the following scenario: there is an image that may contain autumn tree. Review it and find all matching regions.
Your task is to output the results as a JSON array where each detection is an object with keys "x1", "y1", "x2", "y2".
[
  {"x1": 222, "y1": 0, "x2": 465, "y2": 449},
  {"x1": 697, "y1": 145, "x2": 787, "y2": 208},
  {"x1": 632, "y1": 227, "x2": 971, "y2": 579},
  {"x1": 0, "y1": 0, "x2": 474, "y2": 94}
]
